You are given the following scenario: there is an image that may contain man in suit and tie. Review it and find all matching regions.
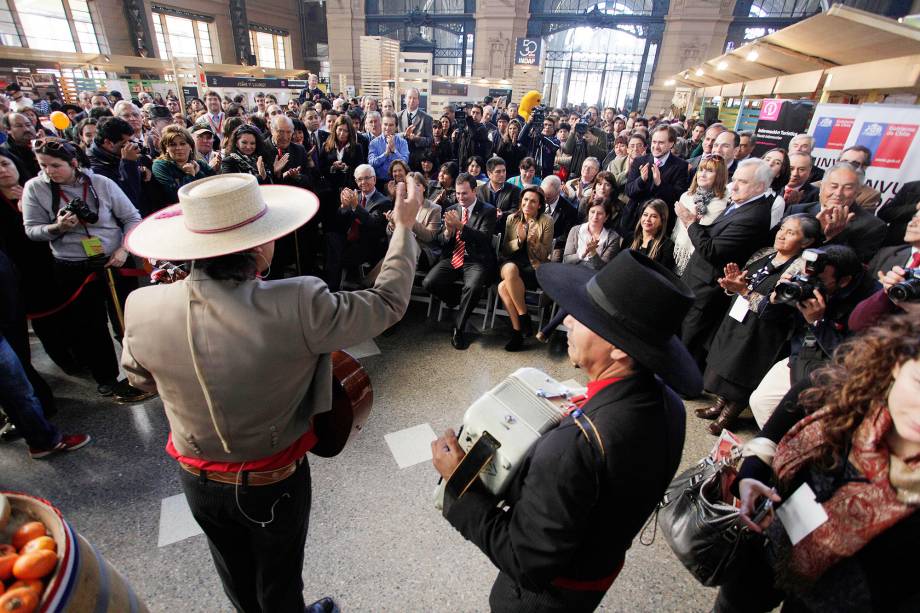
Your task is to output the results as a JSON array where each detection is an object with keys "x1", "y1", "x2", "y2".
[
  {"x1": 623, "y1": 124, "x2": 689, "y2": 240},
  {"x1": 423, "y1": 173, "x2": 497, "y2": 350},
  {"x1": 194, "y1": 91, "x2": 226, "y2": 149},
  {"x1": 707, "y1": 130, "x2": 739, "y2": 180},
  {"x1": 541, "y1": 175, "x2": 577, "y2": 260},
  {"x1": 677, "y1": 158, "x2": 774, "y2": 371},
  {"x1": 325, "y1": 164, "x2": 393, "y2": 291},
  {"x1": 789, "y1": 134, "x2": 824, "y2": 183},
  {"x1": 397, "y1": 87, "x2": 433, "y2": 153},
  {"x1": 787, "y1": 162, "x2": 887, "y2": 264},
  {"x1": 476, "y1": 157, "x2": 521, "y2": 233},
  {"x1": 783, "y1": 152, "x2": 820, "y2": 207},
  {"x1": 300, "y1": 109, "x2": 328, "y2": 167},
  {"x1": 879, "y1": 179, "x2": 920, "y2": 246}
]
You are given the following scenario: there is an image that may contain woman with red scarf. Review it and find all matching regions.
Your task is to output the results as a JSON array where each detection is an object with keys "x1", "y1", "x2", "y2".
[{"x1": 715, "y1": 313, "x2": 920, "y2": 612}]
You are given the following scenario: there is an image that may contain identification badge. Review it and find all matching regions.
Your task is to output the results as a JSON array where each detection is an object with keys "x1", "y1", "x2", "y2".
[
  {"x1": 728, "y1": 295, "x2": 750, "y2": 323},
  {"x1": 776, "y1": 482, "x2": 829, "y2": 545},
  {"x1": 81, "y1": 236, "x2": 104, "y2": 258}
]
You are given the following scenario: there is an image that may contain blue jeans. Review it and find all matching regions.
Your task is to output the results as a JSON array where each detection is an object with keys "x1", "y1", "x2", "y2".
[{"x1": 0, "y1": 336, "x2": 60, "y2": 450}]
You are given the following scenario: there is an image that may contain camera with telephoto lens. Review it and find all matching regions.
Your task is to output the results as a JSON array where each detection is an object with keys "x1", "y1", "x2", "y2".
[
  {"x1": 61, "y1": 197, "x2": 98, "y2": 224},
  {"x1": 453, "y1": 105, "x2": 467, "y2": 132},
  {"x1": 774, "y1": 248, "x2": 827, "y2": 305},
  {"x1": 888, "y1": 268, "x2": 920, "y2": 303},
  {"x1": 574, "y1": 121, "x2": 588, "y2": 136}
]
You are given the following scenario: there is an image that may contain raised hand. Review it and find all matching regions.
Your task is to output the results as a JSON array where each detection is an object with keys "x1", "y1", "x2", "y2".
[
  {"x1": 273, "y1": 152, "x2": 290, "y2": 175},
  {"x1": 718, "y1": 262, "x2": 749, "y2": 294},
  {"x1": 256, "y1": 156, "x2": 266, "y2": 179},
  {"x1": 816, "y1": 206, "x2": 854, "y2": 241},
  {"x1": 640, "y1": 162, "x2": 650, "y2": 182},
  {"x1": 392, "y1": 176, "x2": 422, "y2": 228}
]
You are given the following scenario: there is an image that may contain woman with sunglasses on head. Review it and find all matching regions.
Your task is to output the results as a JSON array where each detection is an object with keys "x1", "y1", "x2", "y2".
[
  {"x1": 152, "y1": 125, "x2": 216, "y2": 206},
  {"x1": 672, "y1": 155, "x2": 728, "y2": 275},
  {"x1": 220, "y1": 125, "x2": 271, "y2": 184},
  {"x1": 20, "y1": 138, "x2": 153, "y2": 402}
]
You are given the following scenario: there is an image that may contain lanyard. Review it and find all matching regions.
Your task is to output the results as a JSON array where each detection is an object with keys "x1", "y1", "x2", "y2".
[{"x1": 208, "y1": 113, "x2": 223, "y2": 135}]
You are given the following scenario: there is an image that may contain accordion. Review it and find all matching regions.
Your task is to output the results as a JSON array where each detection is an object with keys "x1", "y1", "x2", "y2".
[{"x1": 434, "y1": 368, "x2": 585, "y2": 509}]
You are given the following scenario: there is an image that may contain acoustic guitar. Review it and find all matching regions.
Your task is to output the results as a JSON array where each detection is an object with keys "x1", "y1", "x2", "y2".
[{"x1": 311, "y1": 350, "x2": 373, "y2": 457}]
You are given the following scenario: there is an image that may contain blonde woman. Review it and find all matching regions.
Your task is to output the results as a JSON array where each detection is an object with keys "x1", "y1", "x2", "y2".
[{"x1": 671, "y1": 155, "x2": 728, "y2": 275}]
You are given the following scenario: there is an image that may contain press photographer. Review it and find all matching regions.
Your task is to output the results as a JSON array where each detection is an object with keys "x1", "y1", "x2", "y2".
[
  {"x1": 20, "y1": 138, "x2": 152, "y2": 403},
  {"x1": 453, "y1": 105, "x2": 492, "y2": 170},
  {"x1": 559, "y1": 112, "x2": 605, "y2": 181},
  {"x1": 517, "y1": 106, "x2": 560, "y2": 179},
  {"x1": 749, "y1": 245, "x2": 878, "y2": 426}
]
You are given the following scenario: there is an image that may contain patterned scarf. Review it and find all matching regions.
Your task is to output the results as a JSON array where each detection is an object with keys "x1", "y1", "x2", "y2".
[
  {"x1": 772, "y1": 403, "x2": 919, "y2": 582},
  {"x1": 227, "y1": 152, "x2": 258, "y2": 176},
  {"x1": 692, "y1": 188, "x2": 714, "y2": 217}
]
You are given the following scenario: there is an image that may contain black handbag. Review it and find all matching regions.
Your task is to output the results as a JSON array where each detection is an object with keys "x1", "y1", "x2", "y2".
[{"x1": 655, "y1": 456, "x2": 761, "y2": 587}]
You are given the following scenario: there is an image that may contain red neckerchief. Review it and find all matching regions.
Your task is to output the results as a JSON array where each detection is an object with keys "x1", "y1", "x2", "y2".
[{"x1": 567, "y1": 377, "x2": 624, "y2": 409}]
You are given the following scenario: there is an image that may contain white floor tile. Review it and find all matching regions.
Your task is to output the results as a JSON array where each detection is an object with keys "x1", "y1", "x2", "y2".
[
  {"x1": 343, "y1": 338, "x2": 381, "y2": 359},
  {"x1": 158, "y1": 493, "x2": 203, "y2": 547},
  {"x1": 384, "y1": 423, "x2": 438, "y2": 469}
]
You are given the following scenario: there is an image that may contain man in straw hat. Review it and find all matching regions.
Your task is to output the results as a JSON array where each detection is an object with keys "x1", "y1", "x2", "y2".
[
  {"x1": 432, "y1": 250, "x2": 701, "y2": 612},
  {"x1": 120, "y1": 173, "x2": 421, "y2": 612}
]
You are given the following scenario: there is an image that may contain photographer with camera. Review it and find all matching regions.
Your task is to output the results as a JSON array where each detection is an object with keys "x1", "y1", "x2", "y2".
[
  {"x1": 559, "y1": 113, "x2": 605, "y2": 180},
  {"x1": 748, "y1": 244, "x2": 879, "y2": 426},
  {"x1": 88, "y1": 116, "x2": 143, "y2": 209},
  {"x1": 849, "y1": 203, "x2": 920, "y2": 331},
  {"x1": 21, "y1": 138, "x2": 152, "y2": 402},
  {"x1": 452, "y1": 105, "x2": 492, "y2": 170},
  {"x1": 517, "y1": 107, "x2": 559, "y2": 179}
]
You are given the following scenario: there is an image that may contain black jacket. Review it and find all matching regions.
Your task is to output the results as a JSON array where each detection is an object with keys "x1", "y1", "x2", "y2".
[
  {"x1": 867, "y1": 244, "x2": 914, "y2": 278},
  {"x1": 88, "y1": 143, "x2": 142, "y2": 208},
  {"x1": 318, "y1": 144, "x2": 364, "y2": 192},
  {"x1": 264, "y1": 141, "x2": 313, "y2": 189},
  {"x1": 476, "y1": 182, "x2": 521, "y2": 216},
  {"x1": 878, "y1": 180, "x2": 920, "y2": 247},
  {"x1": 623, "y1": 153, "x2": 690, "y2": 240},
  {"x1": 546, "y1": 196, "x2": 578, "y2": 242},
  {"x1": 683, "y1": 195, "x2": 774, "y2": 289},
  {"x1": 437, "y1": 200, "x2": 497, "y2": 267},
  {"x1": 787, "y1": 201, "x2": 886, "y2": 264},
  {"x1": 443, "y1": 373, "x2": 685, "y2": 591}
]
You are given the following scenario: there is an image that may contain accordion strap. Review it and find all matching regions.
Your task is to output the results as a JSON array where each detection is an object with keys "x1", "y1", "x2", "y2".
[{"x1": 444, "y1": 431, "x2": 502, "y2": 508}]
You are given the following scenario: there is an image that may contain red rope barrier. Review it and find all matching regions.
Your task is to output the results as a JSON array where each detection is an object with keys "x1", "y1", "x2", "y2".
[{"x1": 26, "y1": 267, "x2": 148, "y2": 320}]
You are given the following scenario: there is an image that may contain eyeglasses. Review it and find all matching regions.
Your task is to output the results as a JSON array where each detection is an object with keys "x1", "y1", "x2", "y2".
[{"x1": 355, "y1": 176, "x2": 375, "y2": 182}]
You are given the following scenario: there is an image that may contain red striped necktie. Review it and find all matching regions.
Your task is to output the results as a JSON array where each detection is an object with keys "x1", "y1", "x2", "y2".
[{"x1": 451, "y1": 207, "x2": 469, "y2": 269}]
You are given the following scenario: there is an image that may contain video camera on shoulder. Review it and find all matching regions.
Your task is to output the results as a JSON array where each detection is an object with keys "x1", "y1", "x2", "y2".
[
  {"x1": 61, "y1": 197, "x2": 98, "y2": 224},
  {"x1": 888, "y1": 268, "x2": 920, "y2": 303},
  {"x1": 454, "y1": 105, "x2": 467, "y2": 132},
  {"x1": 774, "y1": 248, "x2": 826, "y2": 305}
]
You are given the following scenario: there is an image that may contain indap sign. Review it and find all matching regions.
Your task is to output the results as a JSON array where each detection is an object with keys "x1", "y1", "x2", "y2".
[{"x1": 515, "y1": 38, "x2": 541, "y2": 66}]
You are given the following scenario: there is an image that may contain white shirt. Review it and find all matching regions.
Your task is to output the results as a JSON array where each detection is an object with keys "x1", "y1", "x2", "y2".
[{"x1": 546, "y1": 199, "x2": 559, "y2": 217}]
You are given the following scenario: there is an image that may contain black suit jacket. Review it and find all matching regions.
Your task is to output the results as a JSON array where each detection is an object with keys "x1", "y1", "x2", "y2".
[
  {"x1": 684, "y1": 194, "x2": 774, "y2": 290},
  {"x1": 438, "y1": 200, "x2": 497, "y2": 268},
  {"x1": 397, "y1": 109, "x2": 433, "y2": 150},
  {"x1": 867, "y1": 244, "x2": 914, "y2": 277},
  {"x1": 333, "y1": 189, "x2": 392, "y2": 247},
  {"x1": 547, "y1": 196, "x2": 578, "y2": 242},
  {"x1": 878, "y1": 180, "x2": 920, "y2": 247},
  {"x1": 623, "y1": 153, "x2": 689, "y2": 239},
  {"x1": 264, "y1": 141, "x2": 313, "y2": 188},
  {"x1": 477, "y1": 182, "x2": 522, "y2": 216},
  {"x1": 787, "y1": 201, "x2": 886, "y2": 264},
  {"x1": 443, "y1": 373, "x2": 685, "y2": 590},
  {"x1": 319, "y1": 144, "x2": 364, "y2": 191}
]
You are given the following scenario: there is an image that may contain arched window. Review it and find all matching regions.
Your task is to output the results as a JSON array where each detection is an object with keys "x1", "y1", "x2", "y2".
[{"x1": 1, "y1": 0, "x2": 102, "y2": 52}]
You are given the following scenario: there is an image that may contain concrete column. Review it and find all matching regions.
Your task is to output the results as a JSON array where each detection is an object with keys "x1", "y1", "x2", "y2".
[
  {"x1": 472, "y1": 0, "x2": 529, "y2": 78},
  {"x1": 644, "y1": 0, "x2": 734, "y2": 115},
  {"x1": 325, "y1": 0, "x2": 366, "y2": 90}
]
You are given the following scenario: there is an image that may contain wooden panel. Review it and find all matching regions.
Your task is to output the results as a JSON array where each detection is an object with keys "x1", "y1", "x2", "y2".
[
  {"x1": 824, "y1": 54, "x2": 920, "y2": 92},
  {"x1": 721, "y1": 82, "x2": 743, "y2": 97},
  {"x1": 703, "y1": 85, "x2": 722, "y2": 97},
  {"x1": 774, "y1": 69, "x2": 824, "y2": 95},
  {"x1": 743, "y1": 77, "x2": 776, "y2": 96}
]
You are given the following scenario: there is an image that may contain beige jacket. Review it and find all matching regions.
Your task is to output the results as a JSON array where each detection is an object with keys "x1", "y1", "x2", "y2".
[
  {"x1": 121, "y1": 226, "x2": 419, "y2": 462},
  {"x1": 501, "y1": 212, "x2": 554, "y2": 269}
]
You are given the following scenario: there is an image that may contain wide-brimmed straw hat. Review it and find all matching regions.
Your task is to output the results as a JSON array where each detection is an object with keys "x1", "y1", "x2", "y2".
[
  {"x1": 536, "y1": 250, "x2": 702, "y2": 396},
  {"x1": 124, "y1": 173, "x2": 318, "y2": 261}
]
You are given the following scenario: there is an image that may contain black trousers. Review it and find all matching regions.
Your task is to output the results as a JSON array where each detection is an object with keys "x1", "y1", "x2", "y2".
[
  {"x1": 681, "y1": 285, "x2": 730, "y2": 371},
  {"x1": 52, "y1": 259, "x2": 128, "y2": 385},
  {"x1": 324, "y1": 232, "x2": 385, "y2": 292},
  {"x1": 423, "y1": 259, "x2": 491, "y2": 331},
  {"x1": 488, "y1": 571, "x2": 605, "y2": 613},
  {"x1": 179, "y1": 459, "x2": 312, "y2": 613}
]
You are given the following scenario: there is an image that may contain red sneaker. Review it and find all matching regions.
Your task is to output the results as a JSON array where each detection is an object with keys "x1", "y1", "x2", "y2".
[{"x1": 29, "y1": 434, "x2": 92, "y2": 459}]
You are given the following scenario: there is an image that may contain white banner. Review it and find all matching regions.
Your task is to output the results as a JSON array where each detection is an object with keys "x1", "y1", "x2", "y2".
[
  {"x1": 807, "y1": 103, "x2": 860, "y2": 173},
  {"x1": 809, "y1": 103, "x2": 920, "y2": 207}
]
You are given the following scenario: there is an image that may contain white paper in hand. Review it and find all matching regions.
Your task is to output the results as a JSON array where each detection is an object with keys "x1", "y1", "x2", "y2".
[{"x1": 776, "y1": 482, "x2": 829, "y2": 545}]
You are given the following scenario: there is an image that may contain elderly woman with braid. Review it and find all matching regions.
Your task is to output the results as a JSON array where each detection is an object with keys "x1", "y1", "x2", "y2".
[{"x1": 713, "y1": 313, "x2": 920, "y2": 613}]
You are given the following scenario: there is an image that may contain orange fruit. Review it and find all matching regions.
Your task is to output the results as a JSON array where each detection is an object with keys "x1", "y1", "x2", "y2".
[
  {"x1": 0, "y1": 587, "x2": 39, "y2": 612},
  {"x1": 4, "y1": 581, "x2": 40, "y2": 596},
  {"x1": 11, "y1": 550, "x2": 56, "y2": 580},
  {"x1": 19, "y1": 537, "x2": 55, "y2": 555},
  {"x1": 0, "y1": 553, "x2": 18, "y2": 581},
  {"x1": 10, "y1": 524, "x2": 45, "y2": 552}
]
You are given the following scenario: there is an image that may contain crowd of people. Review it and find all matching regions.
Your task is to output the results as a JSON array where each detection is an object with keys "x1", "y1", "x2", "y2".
[{"x1": 1, "y1": 77, "x2": 919, "y2": 613}]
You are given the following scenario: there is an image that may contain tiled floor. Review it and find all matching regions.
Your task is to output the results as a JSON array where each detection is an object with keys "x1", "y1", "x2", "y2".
[{"x1": 1, "y1": 303, "x2": 760, "y2": 612}]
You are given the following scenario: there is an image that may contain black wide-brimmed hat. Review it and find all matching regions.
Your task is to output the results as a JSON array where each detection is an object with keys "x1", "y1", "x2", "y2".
[{"x1": 537, "y1": 250, "x2": 702, "y2": 396}]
